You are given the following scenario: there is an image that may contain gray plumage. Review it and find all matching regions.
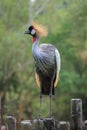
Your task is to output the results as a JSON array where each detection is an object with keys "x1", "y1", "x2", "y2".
[{"x1": 32, "y1": 36, "x2": 60, "y2": 95}]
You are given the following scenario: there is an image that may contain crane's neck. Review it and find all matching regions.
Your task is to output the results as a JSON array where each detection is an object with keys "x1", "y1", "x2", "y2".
[
  {"x1": 32, "y1": 36, "x2": 37, "y2": 43},
  {"x1": 32, "y1": 35, "x2": 40, "y2": 57},
  {"x1": 32, "y1": 35, "x2": 40, "y2": 45}
]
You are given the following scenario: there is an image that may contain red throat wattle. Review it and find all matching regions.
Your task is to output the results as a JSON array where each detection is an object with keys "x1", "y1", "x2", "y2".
[{"x1": 32, "y1": 37, "x2": 36, "y2": 43}]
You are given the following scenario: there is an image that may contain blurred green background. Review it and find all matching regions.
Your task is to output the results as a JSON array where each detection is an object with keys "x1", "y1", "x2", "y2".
[{"x1": 0, "y1": 0, "x2": 87, "y2": 125}]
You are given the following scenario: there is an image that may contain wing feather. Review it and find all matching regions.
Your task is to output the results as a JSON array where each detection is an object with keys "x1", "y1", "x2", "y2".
[
  {"x1": 54, "y1": 49, "x2": 61, "y2": 87},
  {"x1": 35, "y1": 43, "x2": 61, "y2": 88},
  {"x1": 35, "y1": 72, "x2": 40, "y2": 87}
]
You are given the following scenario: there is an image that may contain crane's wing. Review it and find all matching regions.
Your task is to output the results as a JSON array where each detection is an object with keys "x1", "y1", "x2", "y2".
[
  {"x1": 39, "y1": 43, "x2": 61, "y2": 72},
  {"x1": 35, "y1": 43, "x2": 56, "y2": 88},
  {"x1": 54, "y1": 49, "x2": 61, "y2": 87},
  {"x1": 35, "y1": 72, "x2": 40, "y2": 87},
  {"x1": 35, "y1": 43, "x2": 61, "y2": 88}
]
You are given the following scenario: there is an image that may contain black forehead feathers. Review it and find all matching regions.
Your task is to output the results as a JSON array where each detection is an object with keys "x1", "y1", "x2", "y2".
[{"x1": 28, "y1": 26, "x2": 34, "y2": 31}]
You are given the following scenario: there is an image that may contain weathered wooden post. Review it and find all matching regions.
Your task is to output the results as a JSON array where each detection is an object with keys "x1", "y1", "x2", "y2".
[
  {"x1": 1, "y1": 125, "x2": 7, "y2": 130},
  {"x1": 43, "y1": 118, "x2": 58, "y2": 130},
  {"x1": 84, "y1": 120, "x2": 87, "y2": 130},
  {"x1": 32, "y1": 118, "x2": 45, "y2": 130},
  {"x1": 32, "y1": 118, "x2": 58, "y2": 130},
  {"x1": 0, "y1": 97, "x2": 1, "y2": 130},
  {"x1": 71, "y1": 99, "x2": 84, "y2": 130},
  {"x1": 21, "y1": 120, "x2": 32, "y2": 130},
  {"x1": 6, "y1": 116, "x2": 16, "y2": 130},
  {"x1": 58, "y1": 121, "x2": 70, "y2": 130}
]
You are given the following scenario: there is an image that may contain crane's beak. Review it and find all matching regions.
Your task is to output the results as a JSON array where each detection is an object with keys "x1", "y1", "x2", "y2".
[{"x1": 24, "y1": 30, "x2": 30, "y2": 34}]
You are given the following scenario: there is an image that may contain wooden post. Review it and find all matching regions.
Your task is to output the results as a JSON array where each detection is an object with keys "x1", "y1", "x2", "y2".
[
  {"x1": 84, "y1": 120, "x2": 87, "y2": 130},
  {"x1": 32, "y1": 119, "x2": 45, "y2": 130},
  {"x1": 58, "y1": 121, "x2": 70, "y2": 130},
  {"x1": 32, "y1": 118, "x2": 58, "y2": 130},
  {"x1": 1, "y1": 125, "x2": 7, "y2": 130},
  {"x1": 21, "y1": 120, "x2": 32, "y2": 130},
  {"x1": 0, "y1": 97, "x2": 1, "y2": 130},
  {"x1": 6, "y1": 116, "x2": 16, "y2": 130},
  {"x1": 71, "y1": 99, "x2": 84, "y2": 130},
  {"x1": 43, "y1": 118, "x2": 57, "y2": 130}
]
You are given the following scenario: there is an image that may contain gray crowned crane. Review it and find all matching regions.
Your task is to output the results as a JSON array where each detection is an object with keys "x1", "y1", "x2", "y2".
[{"x1": 25, "y1": 22, "x2": 61, "y2": 117}]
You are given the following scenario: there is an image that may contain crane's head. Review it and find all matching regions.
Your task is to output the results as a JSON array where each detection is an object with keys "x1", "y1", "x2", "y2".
[
  {"x1": 24, "y1": 26, "x2": 36, "y2": 37},
  {"x1": 25, "y1": 22, "x2": 48, "y2": 38}
]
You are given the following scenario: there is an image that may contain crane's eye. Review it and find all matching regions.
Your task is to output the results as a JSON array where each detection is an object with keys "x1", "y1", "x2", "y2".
[{"x1": 31, "y1": 29, "x2": 36, "y2": 35}]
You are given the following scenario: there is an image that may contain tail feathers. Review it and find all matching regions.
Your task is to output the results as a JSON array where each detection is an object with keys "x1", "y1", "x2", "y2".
[
  {"x1": 41, "y1": 78, "x2": 55, "y2": 95},
  {"x1": 42, "y1": 86, "x2": 54, "y2": 95},
  {"x1": 35, "y1": 72, "x2": 55, "y2": 95}
]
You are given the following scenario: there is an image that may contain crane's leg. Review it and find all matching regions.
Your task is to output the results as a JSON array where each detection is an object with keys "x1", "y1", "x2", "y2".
[
  {"x1": 49, "y1": 73, "x2": 55, "y2": 117},
  {"x1": 39, "y1": 85, "x2": 42, "y2": 118},
  {"x1": 49, "y1": 81, "x2": 53, "y2": 117}
]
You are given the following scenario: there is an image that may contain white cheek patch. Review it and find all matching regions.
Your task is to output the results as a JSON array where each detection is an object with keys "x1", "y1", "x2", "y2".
[{"x1": 31, "y1": 29, "x2": 36, "y2": 35}]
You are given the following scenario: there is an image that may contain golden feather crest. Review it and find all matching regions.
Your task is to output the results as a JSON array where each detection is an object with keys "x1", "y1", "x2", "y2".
[{"x1": 31, "y1": 21, "x2": 48, "y2": 37}]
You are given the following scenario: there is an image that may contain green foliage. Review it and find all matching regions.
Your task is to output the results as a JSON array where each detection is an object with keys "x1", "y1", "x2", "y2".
[{"x1": 0, "y1": 0, "x2": 87, "y2": 123}]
